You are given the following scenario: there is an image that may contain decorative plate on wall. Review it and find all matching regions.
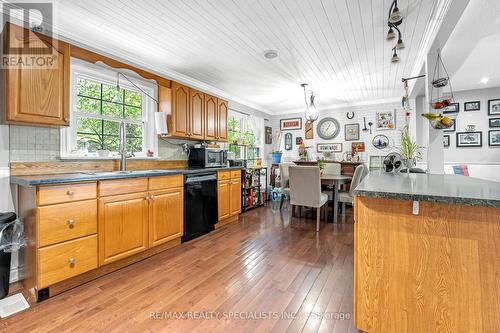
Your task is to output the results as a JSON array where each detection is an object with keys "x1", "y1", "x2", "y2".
[{"x1": 316, "y1": 117, "x2": 340, "y2": 140}]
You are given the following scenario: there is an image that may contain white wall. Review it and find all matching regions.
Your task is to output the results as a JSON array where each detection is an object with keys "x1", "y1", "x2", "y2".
[{"x1": 269, "y1": 101, "x2": 408, "y2": 166}]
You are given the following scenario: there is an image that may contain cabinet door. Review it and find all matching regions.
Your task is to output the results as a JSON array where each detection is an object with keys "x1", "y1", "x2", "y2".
[
  {"x1": 149, "y1": 188, "x2": 183, "y2": 247},
  {"x1": 217, "y1": 99, "x2": 228, "y2": 141},
  {"x1": 5, "y1": 23, "x2": 70, "y2": 126},
  {"x1": 189, "y1": 89, "x2": 205, "y2": 140},
  {"x1": 171, "y1": 82, "x2": 190, "y2": 138},
  {"x1": 229, "y1": 179, "x2": 241, "y2": 216},
  {"x1": 218, "y1": 181, "x2": 231, "y2": 221},
  {"x1": 98, "y1": 192, "x2": 149, "y2": 265},
  {"x1": 205, "y1": 94, "x2": 218, "y2": 141}
]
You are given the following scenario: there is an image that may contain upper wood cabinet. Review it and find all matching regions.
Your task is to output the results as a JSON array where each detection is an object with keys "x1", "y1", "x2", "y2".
[
  {"x1": 217, "y1": 99, "x2": 228, "y2": 142},
  {"x1": 205, "y1": 94, "x2": 218, "y2": 141},
  {"x1": 189, "y1": 89, "x2": 205, "y2": 140},
  {"x1": 171, "y1": 82, "x2": 190, "y2": 137},
  {"x1": 4, "y1": 23, "x2": 70, "y2": 126}
]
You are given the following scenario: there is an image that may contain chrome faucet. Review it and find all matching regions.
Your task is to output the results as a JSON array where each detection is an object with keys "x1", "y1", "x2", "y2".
[{"x1": 119, "y1": 121, "x2": 127, "y2": 171}]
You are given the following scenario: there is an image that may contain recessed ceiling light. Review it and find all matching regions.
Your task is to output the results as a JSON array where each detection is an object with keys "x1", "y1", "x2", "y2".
[
  {"x1": 480, "y1": 77, "x2": 489, "y2": 84},
  {"x1": 263, "y1": 50, "x2": 278, "y2": 59}
]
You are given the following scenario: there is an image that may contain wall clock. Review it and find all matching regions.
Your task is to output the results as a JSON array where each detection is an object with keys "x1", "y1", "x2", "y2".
[{"x1": 316, "y1": 117, "x2": 340, "y2": 140}]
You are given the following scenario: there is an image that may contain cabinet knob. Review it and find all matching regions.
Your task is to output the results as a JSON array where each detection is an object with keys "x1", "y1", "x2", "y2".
[
  {"x1": 150, "y1": 196, "x2": 155, "y2": 201},
  {"x1": 145, "y1": 196, "x2": 150, "y2": 201},
  {"x1": 67, "y1": 219, "x2": 75, "y2": 228},
  {"x1": 64, "y1": 117, "x2": 69, "y2": 122},
  {"x1": 67, "y1": 190, "x2": 75, "y2": 196},
  {"x1": 68, "y1": 257, "x2": 75, "y2": 267}
]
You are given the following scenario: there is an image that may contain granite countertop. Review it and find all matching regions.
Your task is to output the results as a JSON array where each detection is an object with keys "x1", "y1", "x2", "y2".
[
  {"x1": 10, "y1": 166, "x2": 243, "y2": 186},
  {"x1": 354, "y1": 172, "x2": 500, "y2": 208}
]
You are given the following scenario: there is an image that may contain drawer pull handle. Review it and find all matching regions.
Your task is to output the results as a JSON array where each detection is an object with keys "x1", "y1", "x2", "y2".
[
  {"x1": 68, "y1": 257, "x2": 75, "y2": 267},
  {"x1": 67, "y1": 190, "x2": 75, "y2": 196},
  {"x1": 150, "y1": 196, "x2": 155, "y2": 201},
  {"x1": 68, "y1": 219, "x2": 75, "y2": 228}
]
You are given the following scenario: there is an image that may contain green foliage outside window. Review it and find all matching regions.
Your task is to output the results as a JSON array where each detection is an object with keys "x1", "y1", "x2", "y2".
[{"x1": 228, "y1": 116, "x2": 259, "y2": 164}]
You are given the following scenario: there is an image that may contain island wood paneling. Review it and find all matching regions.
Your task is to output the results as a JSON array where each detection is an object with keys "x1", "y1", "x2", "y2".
[{"x1": 354, "y1": 196, "x2": 500, "y2": 333}]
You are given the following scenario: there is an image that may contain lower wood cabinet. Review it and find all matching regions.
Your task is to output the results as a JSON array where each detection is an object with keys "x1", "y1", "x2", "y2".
[
  {"x1": 218, "y1": 170, "x2": 241, "y2": 223},
  {"x1": 149, "y1": 188, "x2": 184, "y2": 247},
  {"x1": 229, "y1": 179, "x2": 241, "y2": 216},
  {"x1": 98, "y1": 192, "x2": 149, "y2": 265},
  {"x1": 217, "y1": 180, "x2": 231, "y2": 220}
]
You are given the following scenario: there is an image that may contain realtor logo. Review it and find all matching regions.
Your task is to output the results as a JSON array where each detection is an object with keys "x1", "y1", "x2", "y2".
[{"x1": 1, "y1": 1, "x2": 57, "y2": 69}]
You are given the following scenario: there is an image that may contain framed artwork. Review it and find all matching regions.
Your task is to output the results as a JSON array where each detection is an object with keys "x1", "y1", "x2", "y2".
[
  {"x1": 489, "y1": 118, "x2": 500, "y2": 128},
  {"x1": 443, "y1": 135, "x2": 450, "y2": 147},
  {"x1": 372, "y1": 135, "x2": 389, "y2": 149},
  {"x1": 443, "y1": 103, "x2": 459, "y2": 114},
  {"x1": 352, "y1": 142, "x2": 365, "y2": 152},
  {"x1": 344, "y1": 123, "x2": 360, "y2": 141},
  {"x1": 295, "y1": 136, "x2": 303, "y2": 145},
  {"x1": 280, "y1": 117, "x2": 302, "y2": 131},
  {"x1": 488, "y1": 99, "x2": 500, "y2": 115},
  {"x1": 464, "y1": 101, "x2": 480, "y2": 111},
  {"x1": 284, "y1": 133, "x2": 293, "y2": 150},
  {"x1": 376, "y1": 110, "x2": 396, "y2": 130},
  {"x1": 443, "y1": 118, "x2": 456, "y2": 132},
  {"x1": 305, "y1": 121, "x2": 314, "y2": 139},
  {"x1": 456, "y1": 132, "x2": 482, "y2": 147},
  {"x1": 489, "y1": 130, "x2": 500, "y2": 147},
  {"x1": 265, "y1": 126, "x2": 272, "y2": 144},
  {"x1": 317, "y1": 143, "x2": 342, "y2": 153}
]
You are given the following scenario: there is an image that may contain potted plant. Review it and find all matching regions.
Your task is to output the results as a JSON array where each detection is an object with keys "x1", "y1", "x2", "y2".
[
  {"x1": 399, "y1": 124, "x2": 422, "y2": 174},
  {"x1": 84, "y1": 129, "x2": 110, "y2": 157},
  {"x1": 271, "y1": 130, "x2": 283, "y2": 164},
  {"x1": 317, "y1": 159, "x2": 325, "y2": 176}
]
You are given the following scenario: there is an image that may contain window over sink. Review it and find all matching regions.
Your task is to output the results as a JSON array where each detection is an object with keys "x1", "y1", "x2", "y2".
[{"x1": 61, "y1": 59, "x2": 157, "y2": 158}]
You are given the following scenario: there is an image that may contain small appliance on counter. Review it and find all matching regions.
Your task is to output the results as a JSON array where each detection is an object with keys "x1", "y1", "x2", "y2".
[{"x1": 188, "y1": 147, "x2": 227, "y2": 168}]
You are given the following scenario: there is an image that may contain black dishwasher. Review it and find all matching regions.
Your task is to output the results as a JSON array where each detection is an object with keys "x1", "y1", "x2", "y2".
[{"x1": 182, "y1": 172, "x2": 218, "y2": 243}]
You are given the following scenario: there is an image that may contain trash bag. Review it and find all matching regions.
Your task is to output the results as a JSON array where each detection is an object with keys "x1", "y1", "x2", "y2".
[{"x1": 0, "y1": 219, "x2": 26, "y2": 253}]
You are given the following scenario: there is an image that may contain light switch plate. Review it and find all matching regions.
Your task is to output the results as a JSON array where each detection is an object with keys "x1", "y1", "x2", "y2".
[{"x1": 412, "y1": 200, "x2": 419, "y2": 215}]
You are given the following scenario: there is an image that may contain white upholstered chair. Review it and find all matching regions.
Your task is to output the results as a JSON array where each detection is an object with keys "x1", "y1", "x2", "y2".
[
  {"x1": 279, "y1": 162, "x2": 294, "y2": 210},
  {"x1": 338, "y1": 164, "x2": 366, "y2": 214},
  {"x1": 288, "y1": 166, "x2": 329, "y2": 232}
]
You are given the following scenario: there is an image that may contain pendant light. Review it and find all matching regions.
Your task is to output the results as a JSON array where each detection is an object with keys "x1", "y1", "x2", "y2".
[
  {"x1": 391, "y1": 47, "x2": 400, "y2": 63},
  {"x1": 386, "y1": 26, "x2": 396, "y2": 40},
  {"x1": 301, "y1": 83, "x2": 319, "y2": 122},
  {"x1": 388, "y1": 0, "x2": 403, "y2": 24},
  {"x1": 387, "y1": 0, "x2": 404, "y2": 62}
]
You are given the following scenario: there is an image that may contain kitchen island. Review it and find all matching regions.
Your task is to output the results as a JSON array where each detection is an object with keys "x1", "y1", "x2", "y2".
[{"x1": 353, "y1": 172, "x2": 500, "y2": 333}]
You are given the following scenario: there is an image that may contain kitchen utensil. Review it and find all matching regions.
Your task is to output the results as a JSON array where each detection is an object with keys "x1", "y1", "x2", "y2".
[
  {"x1": 368, "y1": 121, "x2": 373, "y2": 134},
  {"x1": 362, "y1": 117, "x2": 368, "y2": 131}
]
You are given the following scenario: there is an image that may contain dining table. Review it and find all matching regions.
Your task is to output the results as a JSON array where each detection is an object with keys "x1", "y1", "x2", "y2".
[{"x1": 321, "y1": 174, "x2": 353, "y2": 223}]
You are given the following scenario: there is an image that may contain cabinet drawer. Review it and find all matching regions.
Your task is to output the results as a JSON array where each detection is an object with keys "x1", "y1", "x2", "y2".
[
  {"x1": 149, "y1": 175, "x2": 183, "y2": 191},
  {"x1": 218, "y1": 171, "x2": 230, "y2": 181},
  {"x1": 38, "y1": 235, "x2": 98, "y2": 288},
  {"x1": 230, "y1": 170, "x2": 241, "y2": 179},
  {"x1": 37, "y1": 183, "x2": 96, "y2": 206},
  {"x1": 99, "y1": 177, "x2": 148, "y2": 197},
  {"x1": 38, "y1": 200, "x2": 97, "y2": 247}
]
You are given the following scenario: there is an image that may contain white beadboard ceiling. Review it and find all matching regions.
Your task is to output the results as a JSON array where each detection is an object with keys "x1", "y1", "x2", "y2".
[{"x1": 9, "y1": 0, "x2": 445, "y2": 114}]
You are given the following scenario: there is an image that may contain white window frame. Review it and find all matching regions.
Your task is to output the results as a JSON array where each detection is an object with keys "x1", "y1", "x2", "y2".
[{"x1": 61, "y1": 59, "x2": 158, "y2": 159}]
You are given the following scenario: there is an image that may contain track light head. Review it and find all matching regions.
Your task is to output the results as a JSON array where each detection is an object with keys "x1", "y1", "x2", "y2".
[
  {"x1": 396, "y1": 38, "x2": 405, "y2": 49},
  {"x1": 386, "y1": 27, "x2": 396, "y2": 40},
  {"x1": 389, "y1": 1, "x2": 403, "y2": 24},
  {"x1": 391, "y1": 48, "x2": 400, "y2": 63}
]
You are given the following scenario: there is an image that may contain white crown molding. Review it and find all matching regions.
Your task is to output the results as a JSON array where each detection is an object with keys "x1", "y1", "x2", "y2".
[{"x1": 272, "y1": 97, "x2": 402, "y2": 116}]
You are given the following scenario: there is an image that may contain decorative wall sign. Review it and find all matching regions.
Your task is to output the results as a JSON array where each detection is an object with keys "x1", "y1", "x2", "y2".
[
  {"x1": 317, "y1": 143, "x2": 342, "y2": 153},
  {"x1": 346, "y1": 112, "x2": 355, "y2": 119},
  {"x1": 489, "y1": 118, "x2": 500, "y2": 128},
  {"x1": 280, "y1": 117, "x2": 302, "y2": 131},
  {"x1": 488, "y1": 99, "x2": 500, "y2": 115},
  {"x1": 305, "y1": 121, "x2": 314, "y2": 139},
  {"x1": 284, "y1": 133, "x2": 293, "y2": 150},
  {"x1": 489, "y1": 130, "x2": 500, "y2": 147},
  {"x1": 443, "y1": 103, "x2": 459, "y2": 114},
  {"x1": 372, "y1": 134, "x2": 389, "y2": 149},
  {"x1": 352, "y1": 142, "x2": 365, "y2": 152},
  {"x1": 295, "y1": 137, "x2": 303, "y2": 145},
  {"x1": 265, "y1": 126, "x2": 272, "y2": 144},
  {"x1": 443, "y1": 135, "x2": 450, "y2": 147},
  {"x1": 376, "y1": 110, "x2": 396, "y2": 130},
  {"x1": 443, "y1": 118, "x2": 456, "y2": 132},
  {"x1": 456, "y1": 132, "x2": 482, "y2": 147},
  {"x1": 464, "y1": 101, "x2": 480, "y2": 111},
  {"x1": 316, "y1": 117, "x2": 340, "y2": 140},
  {"x1": 344, "y1": 123, "x2": 360, "y2": 141}
]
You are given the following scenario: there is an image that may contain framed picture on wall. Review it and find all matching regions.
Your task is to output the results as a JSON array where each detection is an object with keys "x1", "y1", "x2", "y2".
[
  {"x1": 456, "y1": 132, "x2": 482, "y2": 147},
  {"x1": 443, "y1": 118, "x2": 456, "y2": 132},
  {"x1": 344, "y1": 123, "x2": 360, "y2": 141},
  {"x1": 489, "y1": 130, "x2": 500, "y2": 147},
  {"x1": 443, "y1": 135, "x2": 450, "y2": 147},
  {"x1": 265, "y1": 126, "x2": 272, "y2": 144},
  {"x1": 375, "y1": 110, "x2": 396, "y2": 130},
  {"x1": 489, "y1": 118, "x2": 500, "y2": 128},
  {"x1": 443, "y1": 103, "x2": 459, "y2": 114},
  {"x1": 317, "y1": 143, "x2": 342, "y2": 153},
  {"x1": 280, "y1": 117, "x2": 302, "y2": 130},
  {"x1": 488, "y1": 99, "x2": 500, "y2": 115},
  {"x1": 464, "y1": 101, "x2": 480, "y2": 111}
]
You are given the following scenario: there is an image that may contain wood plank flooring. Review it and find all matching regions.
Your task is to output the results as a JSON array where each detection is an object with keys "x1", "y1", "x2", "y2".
[{"x1": 1, "y1": 202, "x2": 360, "y2": 333}]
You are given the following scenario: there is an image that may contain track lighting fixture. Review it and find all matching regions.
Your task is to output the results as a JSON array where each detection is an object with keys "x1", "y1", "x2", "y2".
[
  {"x1": 391, "y1": 48, "x2": 400, "y2": 63},
  {"x1": 396, "y1": 37, "x2": 405, "y2": 50},
  {"x1": 386, "y1": 26, "x2": 396, "y2": 40},
  {"x1": 388, "y1": 0, "x2": 403, "y2": 24},
  {"x1": 387, "y1": 0, "x2": 404, "y2": 62}
]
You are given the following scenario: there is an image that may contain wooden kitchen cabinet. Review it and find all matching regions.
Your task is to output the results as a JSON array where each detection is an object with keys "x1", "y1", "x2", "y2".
[
  {"x1": 171, "y1": 81, "x2": 190, "y2": 138},
  {"x1": 217, "y1": 99, "x2": 228, "y2": 141},
  {"x1": 218, "y1": 170, "x2": 241, "y2": 224},
  {"x1": 149, "y1": 188, "x2": 183, "y2": 247},
  {"x1": 217, "y1": 180, "x2": 230, "y2": 221},
  {"x1": 205, "y1": 94, "x2": 218, "y2": 140},
  {"x1": 4, "y1": 23, "x2": 70, "y2": 126},
  {"x1": 98, "y1": 192, "x2": 149, "y2": 265},
  {"x1": 189, "y1": 88, "x2": 205, "y2": 140},
  {"x1": 229, "y1": 176, "x2": 241, "y2": 216}
]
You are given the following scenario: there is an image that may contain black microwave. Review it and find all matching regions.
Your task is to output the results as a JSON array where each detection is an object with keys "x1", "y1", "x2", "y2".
[{"x1": 188, "y1": 148, "x2": 227, "y2": 168}]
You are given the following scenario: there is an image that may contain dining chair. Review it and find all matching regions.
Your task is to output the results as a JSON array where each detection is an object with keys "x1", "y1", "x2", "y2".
[
  {"x1": 338, "y1": 164, "x2": 366, "y2": 215},
  {"x1": 279, "y1": 162, "x2": 294, "y2": 210},
  {"x1": 288, "y1": 166, "x2": 329, "y2": 232},
  {"x1": 323, "y1": 162, "x2": 341, "y2": 175}
]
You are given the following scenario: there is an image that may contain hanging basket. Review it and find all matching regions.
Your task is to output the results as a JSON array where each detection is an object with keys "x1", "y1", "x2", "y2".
[
  {"x1": 429, "y1": 51, "x2": 454, "y2": 108},
  {"x1": 430, "y1": 117, "x2": 454, "y2": 130},
  {"x1": 432, "y1": 77, "x2": 448, "y2": 88}
]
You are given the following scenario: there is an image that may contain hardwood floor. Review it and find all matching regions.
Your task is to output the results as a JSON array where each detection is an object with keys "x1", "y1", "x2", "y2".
[{"x1": 1, "y1": 202, "x2": 360, "y2": 333}]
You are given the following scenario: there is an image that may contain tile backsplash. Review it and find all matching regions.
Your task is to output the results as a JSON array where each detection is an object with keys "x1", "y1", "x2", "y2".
[{"x1": 10, "y1": 125, "x2": 60, "y2": 161}]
